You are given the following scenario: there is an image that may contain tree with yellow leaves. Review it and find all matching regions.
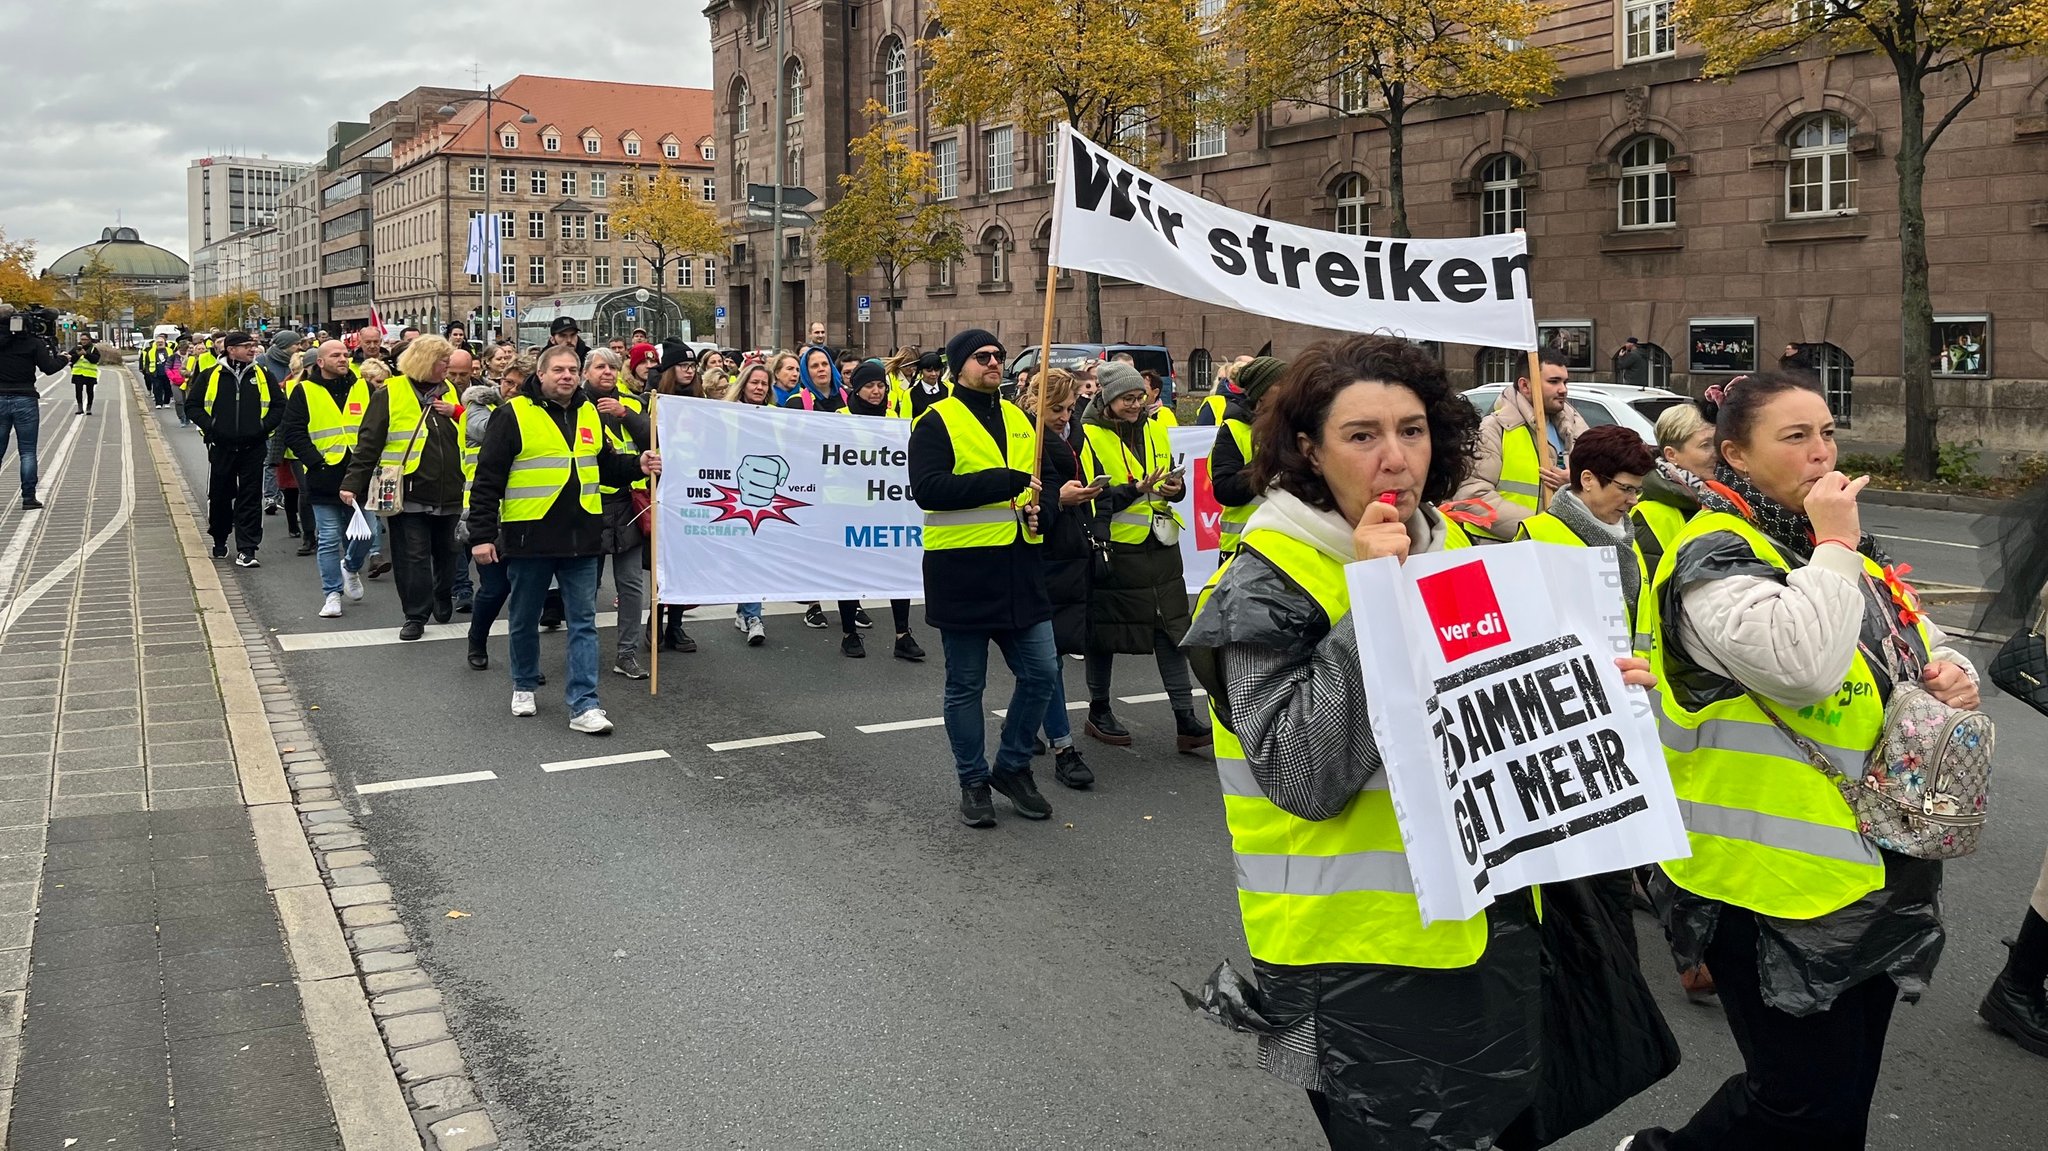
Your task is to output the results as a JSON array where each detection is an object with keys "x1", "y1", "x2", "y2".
[
  {"x1": 0, "y1": 228, "x2": 57, "y2": 309},
  {"x1": 66, "y1": 253, "x2": 142, "y2": 331},
  {"x1": 818, "y1": 102, "x2": 965, "y2": 350},
  {"x1": 1677, "y1": 0, "x2": 2047, "y2": 480},
  {"x1": 921, "y1": 0, "x2": 1220, "y2": 340},
  {"x1": 1231, "y1": 0, "x2": 1561, "y2": 239},
  {"x1": 612, "y1": 166, "x2": 731, "y2": 307}
]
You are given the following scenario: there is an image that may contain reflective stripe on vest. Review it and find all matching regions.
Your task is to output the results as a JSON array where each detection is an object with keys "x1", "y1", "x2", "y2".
[
  {"x1": 921, "y1": 396, "x2": 1041, "y2": 549},
  {"x1": 1497, "y1": 424, "x2": 1542, "y2": 503},
  {"x1": 299, "y1": 377, "x2": 371, "y2": 466},
  {"x1": 378, "y1": 378, "x2": 462, "y2": 474},
  {"x1": 72, "y1": 356, "x2": 99, "y2": 379},
  {"x1": 201, "y1": 365, "x2": 273, "y2": 420},
  {"x1": 1195, "y1": 521, "x2": 1487, "y2": 968},
  {"x1": 502, "y1": 396, "x2": 602, "y2": 521},
  {"x1": 598, "y1": 394, "x2": 648, "y2": 494},
  {"x1": 1217, "y1": 419, "x2": 1257, "y2": 554},
  {"x1": 1645, "y1": 510, "x2": 1913, "y2": 919},
  {"x1": 1080, "y1": 421, "x2": 1179, "y2": 545}
]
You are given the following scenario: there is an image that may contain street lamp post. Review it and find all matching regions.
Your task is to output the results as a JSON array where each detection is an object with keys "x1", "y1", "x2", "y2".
[{"x1": 442, "y1": 88, "x2": 538, "y2": 345}]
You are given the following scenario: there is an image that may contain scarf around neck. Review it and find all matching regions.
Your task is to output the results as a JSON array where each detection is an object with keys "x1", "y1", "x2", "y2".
[
  {"x1": 1708, "y1": 462, "x2": 1888, "y2": 567},
  {"x1": 1547, "y1": 487, "x2": 1640, "y2": 612}
]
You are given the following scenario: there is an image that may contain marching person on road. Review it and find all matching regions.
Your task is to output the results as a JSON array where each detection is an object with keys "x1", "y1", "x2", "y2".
[
  {"x1": 69, "y1": 339, "x2": 101, "y2": 415},
  {"x1": 769, "y1": 351, "x2": 803, "y2": 405},
  {"x1": 443, "y1": 349, "x2": 480, "y2": 614},
  {"x1": 899, "y1": 350, "x2": 950, "y2": 421},
  {"x1": 841, "y1": 361, "x2": 924, "y2": 661},
  {"x1": 260, "y1": 331, "x2": 302, "y2": 517},
  {"x1": 1141, "y1": 369, "x2": 1177, "y2": 428},
  {"x1": 278, "y1": 340, "x2": 372, "y2": 619},
  {"x1": 1632, "y1": 399, "x2": 1720, "y2": 592},
  {"x1": 186, "y1": 330, "x2": 280, "y2": 566},
  {"x1": 713, "y1": 362, "x2": 778, "y2": 649},
  {"x1": 1208, "y1": 356, "x2": 1287, "y2": 557},
  {"x1": 462, "y1": 356, "x2": 530, "y2": 669},
  {"x1": 1454, "y1": 347, "x2": 1585, "y2": 541},
  {"x1": 141, "y1": 333, "x2": 175, "y2": 407},
  {"x1": 581, "y1": 348, "x2": 655, "y2": 680},
  {"x1": 1020, "y1": 368, "x2": 1097, "y2": 789},
  {"x1": 340, "y1": 335, "x2": 467, "y2": 642},
  {"x1": 465, "y1": 343, "x2": 661, "y2": 734},
  {"x1": 1627, "y1": 371, "x2": 1980, "y2": 1151},
  {"x1": 1077, "y1": 363, "x2": 1209, "y2": 755},
  {"x1": 909, "y1": 328, "x2": 1060, "y2": 827},
  {"x1": 784, "y1": 345, "x2": 847, "y2": 414},
  {"x1": 0, "y1": 304, "x2": 64, "y2": 509}
]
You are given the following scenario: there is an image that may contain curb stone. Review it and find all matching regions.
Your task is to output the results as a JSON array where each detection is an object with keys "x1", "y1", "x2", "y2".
[{"x1": 139, "y1": 377, "x2": 504, "y2": 1151}]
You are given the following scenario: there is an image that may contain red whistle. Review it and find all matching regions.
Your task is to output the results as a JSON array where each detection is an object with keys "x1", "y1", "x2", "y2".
[{"x1": 1378, "y1": 491, "x2": 1399, "y2": 506}]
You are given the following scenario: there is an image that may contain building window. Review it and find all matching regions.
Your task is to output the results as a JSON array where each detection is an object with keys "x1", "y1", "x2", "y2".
[
  {"x1": 623, "y1": 257, "x2": 639, "y2": 286},
  {"x1": 785, "y1": 59, "x2": 806, "y2": 121},
  {"x1": 1786, "y1": 113, "x2": 1856, "y2": 217},
  {"x1": 561, "y1": 171, "x2": 578, "y2": 196},
  {"x1": 559, "y1": 214, "x2": 588, "y2": 240},
  {"x1": 785, "y1": 144, "x2": 803, "y2": 187},
  {"x1": 528, "y1": 211, "x2": 545, "y2": 239},
  {"x1": 530, "y1": 169, "x2": 546, "y2": 194},
  {"x1": 981, "y1": 228, "x2": 1008, "y2": 284},
  {"x1": 575, "y1": 259, "x2": 590, "y2": 285},
  {"x1": 934, "y1": 251, "x2": 954, "y2": 290},
  {"x1": 501, "y1": 130, "x2": 517, "y2": 149},
  {"x1": 784, "y1": 233, "x2": 804, "y2": 261},
  {"x1": 933, "y1": 138, "x2": 959, "y2": 200},
  {"x1": 985, "y1": 126, "x2": 1014, "y2": 193},
  {"x1": 501, "y1": 253, "x2": 516, "y2": 282},
  {"x1": 1188, "y1": 117, "x2": 1226, "y2": 161},
  {"x1": 754, "y1": 0, "x2": 771, "y2": 41},
  {"x1": 583, "y1": 134, "x2": 601, "y2": 154},
  {"x1": 701, "y1": 140, "x2": 716, "y2": 161},
  {"x1": 678, "y1": 259, "x2": 694, "y2": 287},
  {"x1": 1337, "y1": 66, "x2": 1370, "y2": 114},
  {"x1": 1189, "y1": 348, "x2": 1214, "y2": 393},
  {"x1": 594, "y1": 213, "x2": 609, "y2": 241},
  {"x1": 500, "y1": 167, "x2": 516, "y2": 194},
  {"x1": 702, "y1": 177, "x2": 716, "y2": 203},
  {"x1": 704, "y1": 261, "x2": 717, "y2": 288},
  {"x1": 883, "y1": 40, "x2": 908, "y2": 116},
  {"x1": 1333, "y1": 174, "x2": 1370, "y2": 235},
  {"x1": 1637, "y1": 342, "x2": 1673, "y2": 390},
  {"x1": 1479, "y1": 154, "x2": 1526, "y2": 235},
  {"x1": 542, "y1": 131, "x2": 560, "y2": 152},
  {"x1": 469, "y1": 166, "x2": 486, "y2": 192},
  {"x1": 730, "y1": 80, "x2": 750, "y2": 136},
  {"x1": 663, "y1": 139, "x2": 681, "y2": 160},
  {"x1": 1043, "y1": 132, "x2": 1058, "y2": 183},
  {"x1": 529, "y1": 256, "x2": 546, "y2": 285},
  {"x1": 560, "y1": 258, "x2": 574, "y2": 283},
  {"x1": 680, "y1": 175, "x2": 694, "y2": 196},
  {"x1": 1477, "y1": 347, "x2": 1519, "y2": 385},
  {"x1": 498, "y1": 213, "x2": 515, "y2": 239},
  {"x1": 1617, "y1": 136, "x2": 1676, "y2": 229},
  {"x1": 1623, "y1": 0, "x2": 1675, "y2": 62},
  {"x1": 625, "y1": 138, "x2": 641, "y2": 157},
  {"x1": 590, "y1": 172, "x2": 606, "y2": 198},
  {"x1": 595, "y1": 256, "x2": 611, "y2": 286}
]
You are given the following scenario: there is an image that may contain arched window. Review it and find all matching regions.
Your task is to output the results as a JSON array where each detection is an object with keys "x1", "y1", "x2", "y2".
[
  {"x1": 784, "y1": 59, "x2": 806, "y2": 122},
  {"x1": 730, "y1": 80, "x2": 751, "y2": 136},
  {"x1": 981, "y1": 227, "x2": 1008, "y2": 285},
  {"x1": 1479, "y1": 154, "x2": 1525, "y2": 235},
  {"x1": 1333, "y1": 174, "x2": 1370, "y2": 236},
  {"x1": 882, "y1": 39, "x2": 908, "y2": 116},
  {"x1": 1189, "y1": 348, "x2": 1214, "y2": 393},
  {"x1": 1786, "y1": 113, "x2": 1855, "y2": 216},
  {"x1": 1811, "y1": 342, "x2": 1854, "y2": 424},
  {"x1": 753, "y1": 0, "x2": 772, "y2": 42},
  {"x1": 1477, "y1": 347, "x2": 1519, "y2": 385},
  {"x1": 1617, "y1": 136, "x2": 1675, "y2": 229},
  {"x1": 932, "y1": 240, "x2": 955, "y2": 290},
  {"x1": 785, "y1": 142, "x2": 803, "y2": 187}
]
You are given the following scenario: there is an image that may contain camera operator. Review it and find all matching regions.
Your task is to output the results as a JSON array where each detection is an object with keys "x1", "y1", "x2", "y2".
[{"x1": 0, "y1": 303, "x2": 67, "y2": 509}]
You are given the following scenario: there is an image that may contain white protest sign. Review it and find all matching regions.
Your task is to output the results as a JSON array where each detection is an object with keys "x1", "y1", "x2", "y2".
[
  {"x1": 1347, "y1": 541, "x2": 1687, "y2": 925},
  {"x1": 1049, "y1": 123, "x2": 1538, "y2": 349},
  {"x1": 1170, "y1": 424, "x2": 1225, "y2": 594}
]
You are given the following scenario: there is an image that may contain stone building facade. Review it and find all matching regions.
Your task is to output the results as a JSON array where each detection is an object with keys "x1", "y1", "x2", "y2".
[
  {"x1": 707, "y1": 0, "x2": 2048, "y2": 450},
  {"x1": 374, "y1": 75, "x2": 717, "y2": 339}
]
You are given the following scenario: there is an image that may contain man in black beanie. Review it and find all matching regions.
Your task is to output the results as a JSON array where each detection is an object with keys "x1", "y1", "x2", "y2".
[{"x1": 908, "y1": 328, "x2": 1060, "y2": 828}]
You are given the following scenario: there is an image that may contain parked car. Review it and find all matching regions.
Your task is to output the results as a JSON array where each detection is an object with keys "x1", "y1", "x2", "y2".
[
  {"x1": 1005, "y1": 343, "x2": 1177, "y2": 402},
  {"x1": 1462, "y1": 381, "x2": 1691, "y2": 446}
]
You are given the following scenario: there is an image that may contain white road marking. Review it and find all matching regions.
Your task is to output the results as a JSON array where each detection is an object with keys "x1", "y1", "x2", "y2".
[
  {"x1": 992, "y1": 702, "x2": 1088, "y2": 718},
  {"x1": 855, "y1": 717, "x2": 946, "y2": 733},
  {"x1": 1, "y1": 377, "x2": 132, "y2": 634},
  {"x1": 277, "y1": 612, "x2": 621, "y2": 651},
  {"x1": 356, "y1": 770, "x2": 498, "y2": 794},
  {"x1": 1117, "y1": 689, "x2": 1208, "y2": 705},
  {"x1": 706, "y1": 731, "x2": 825, "y2": 751},
  {"x1": 541, "y1": 749, "x2": 672, "y2": 772},
  {"x1": 0, "y1": 396, "x2": 92, "y2": 594},
  {"x1": 1876, "y1": 534, "x2": 1980, "y2": 551}
]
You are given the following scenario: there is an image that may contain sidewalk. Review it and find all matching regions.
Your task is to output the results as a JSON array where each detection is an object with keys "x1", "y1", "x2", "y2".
[{"x1": 0, "y1": 365, "x2": 415, "y2": 1148}]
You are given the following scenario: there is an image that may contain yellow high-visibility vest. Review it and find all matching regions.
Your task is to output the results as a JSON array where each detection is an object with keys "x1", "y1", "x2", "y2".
[
  {"x1": 502, "y1": 396, "x2": 602, "y2": 522},
  {"x1": 199, "y1": 364, "x2": 273, "y2": 419},
  {"x1": 1216, "y1": 418, "x2": 1256, "y2": 554},
  {"x1": 919, "y1": 395, "x2": 1041, "y2": 550},
  {"x1": 297, "y1": 376, "x2": 371, "y2": 466},
  {"x1": 378, "y1": 377, "x2": 463, "y2": 475},
  {"x1": 1080, "y1": 420, "x2": 1179, "y2": 546}
]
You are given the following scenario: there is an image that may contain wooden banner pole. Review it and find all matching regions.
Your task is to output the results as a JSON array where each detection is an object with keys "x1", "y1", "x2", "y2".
[
  {"x1": 1030, "y1": 267, "x2": 1060, "y2": 499},
  {"x1": 1527, "y1": 348, "x2": 1552, "y2": 513},
  {"x1": 646, "y1": 391, "x2": 661, "y2": 697}
]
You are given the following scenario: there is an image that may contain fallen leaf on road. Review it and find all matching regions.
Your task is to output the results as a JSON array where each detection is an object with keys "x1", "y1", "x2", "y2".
[
  {"x1": 308, "y1": 705, "x2": 319, "y2": 710},
  {"x1": 282, "y1": 746, "x2": 296, "y2": 753},
  {"x1": 445, "y1": 909, "x2": 470, "y2": 918},
  {"x1": 1064, "y1": 823, "x2": 1074, "y2": 829}
]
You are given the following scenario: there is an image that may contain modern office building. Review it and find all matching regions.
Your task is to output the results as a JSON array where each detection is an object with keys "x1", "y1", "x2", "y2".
[{"x1": 186, "y1": 154, "x2": 316, "y2": 255}]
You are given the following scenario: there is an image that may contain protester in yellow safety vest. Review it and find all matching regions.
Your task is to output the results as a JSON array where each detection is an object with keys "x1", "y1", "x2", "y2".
[
  {"x1": 1631, "y1": 400, "x2": 1719, "y2": 611},
  {"x1": 841, "y1": 361, "x2": 927, "y2": 662},
  {"x1": 278, "y1": 340, "x2": 374, "y2": 617},
  {"x1": 141, "y1": 337, "x2": 176, "y2": 408},
  {"x1": 1627, "y1": 371, "x2": 1979, "y2": 1151},
  {"x1": 1180, "y1": 335, "x2": 1659, "y2": 1147},
  {"x1": 882, "y1": 345, "x2": 920, "y2": 419},
  {"x1": 895, "y1": 350, "x2": 950, "y2": 420},
  {"x1": 1194, "y1": 354, "x2": 1251, "y2": 427},
  {"x1": 68, "y1": 341, "x2": 101, "y2": 416},
  {"x1": 465, "y1": 342, "x2": 661, "y2": 735},
  {"x1": 907, "y1": 327, "x2": 1061, "y2": 828},
  {"x1": 1453, "y1": 346, "x2": 1586, "y2": 541},
  {"x1": 188, "y1": 331, "x2": 280, "y2": 565},
  {"x1": 1207, "y1": 356, "x2": 1287, "y2": 555},
  {"x1": 339, "y1": 335, "x2": 468, "y2": 643},
  {"x1": 580, "y1": 348, "x2": 655, "y2": 680},
  {"x1": 461, "y1": 355, "x2": 533, "y2": 669},
  {"x1": 1514, "y1": 423, "x2": 1655, "y2": 613}
]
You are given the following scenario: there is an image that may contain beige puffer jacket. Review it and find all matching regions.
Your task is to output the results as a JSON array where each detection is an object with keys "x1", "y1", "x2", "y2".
[{"x1": 1452, "y1": 385, "x2": 1589, "y2": 539}]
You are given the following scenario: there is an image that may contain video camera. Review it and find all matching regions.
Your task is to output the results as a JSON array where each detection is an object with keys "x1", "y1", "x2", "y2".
[{"x1": 2, "y1": 305, "x2": 60, "y2": 342}]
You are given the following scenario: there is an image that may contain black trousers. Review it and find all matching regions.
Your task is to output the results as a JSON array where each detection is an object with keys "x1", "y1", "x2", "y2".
[
  {"x1": 1633, "y1": 908, "x2": 1900, "y2": 1151},
  {"x1": 73, "y1": 376, "x2": 96, "y2": 410},
  {"x1": 386, "y1": 512, "x2": 458, "y2": 623},
  {"x1": 206, "y1": 441, "x2": 265, "y2": 553},
  {"x1": 834, "y1": 599, "x2": 912, "y2": 633},
  {"x1": 149, "y1": 374, "x2": 175, "y2": 406}
]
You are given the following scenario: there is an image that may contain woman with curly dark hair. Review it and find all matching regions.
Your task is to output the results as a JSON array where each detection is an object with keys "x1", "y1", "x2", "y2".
[{"x1": 1182, "y1": 334, "x2": 1654, "y2": 1149}]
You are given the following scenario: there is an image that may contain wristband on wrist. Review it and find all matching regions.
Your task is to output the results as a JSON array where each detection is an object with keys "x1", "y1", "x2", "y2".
[{"x1": 1815, "y1": 536, "x2": 1858, "y2": 551}]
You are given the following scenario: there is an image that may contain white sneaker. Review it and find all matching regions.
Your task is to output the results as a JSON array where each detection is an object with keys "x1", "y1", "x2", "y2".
[
  {"x1": 733, "y1": 611, "x2": 747, "y2": 633},
  {"x1": 1614, "y1": 1138, "x2": 1636, "y2": 1150},
  {"x1": 569, "y1": 708, "x2": 614, "y2": 735},
  {"x1": 745, "y1": 617, "x2": 766, "y2": 646},
  {"x1": 510, "y1": 691, "x2": 536, "y2": 717},
  {"x1": 342, "y1": 568, "x2": 365, "y2": 601},
  {"x1": 318, "y1": 592, "x2": 343, "y2": 618}
]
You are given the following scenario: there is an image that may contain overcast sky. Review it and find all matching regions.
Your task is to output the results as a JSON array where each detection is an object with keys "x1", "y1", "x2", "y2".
[{"x1": 1, "y1": 0, "x2": 714, "y2": 271}]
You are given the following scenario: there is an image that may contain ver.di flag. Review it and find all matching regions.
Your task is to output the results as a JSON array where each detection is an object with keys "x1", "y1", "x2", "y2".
[
  {"x1": 653, "y1": 399, "x2": 1229, "y2": 604},
  {"x1": 1048, "y1": 122, "x2": 1537, "y2": 350},
  {"x1": 1346, "y1": 541, "x2": 1687, "y2": 925}
]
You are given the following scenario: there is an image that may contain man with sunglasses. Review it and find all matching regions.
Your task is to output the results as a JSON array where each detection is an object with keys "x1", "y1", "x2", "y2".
[{"x1": 908, "y1": 328, "x2": 1062, "y2": 829}]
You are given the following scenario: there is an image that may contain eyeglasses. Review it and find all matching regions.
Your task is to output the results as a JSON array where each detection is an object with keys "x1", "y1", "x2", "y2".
[
  {"x1": 1611, "y1": 480, "x2": 1643, "y2": 497},
  {"x1": 969, "y1": 350, "x2": 1003, "y2": 365}
]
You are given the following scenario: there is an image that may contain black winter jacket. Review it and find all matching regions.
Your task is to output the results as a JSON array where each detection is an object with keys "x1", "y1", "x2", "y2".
[
  {"x1": 0, "y1": 331, "x2": 65, "y2": 397},
  {"x1": 906, "y1": 386, "x2": 1051, "y2": 633},
  {"x1": 590, "y1": 388, "x2": 651, "y2": 555},
  {"x1": 187, "y1": 360, "x2": 283, "y2": 446},
  {"x1": 464, "y1": 383, "x2": 646, "y2": 558},
  {"x1": 1209, "y1": 399, "x2": 1258, "y2": 509},
  {"x1": 1038, "y1": 420, "x2": 1091, "y2": 654}
]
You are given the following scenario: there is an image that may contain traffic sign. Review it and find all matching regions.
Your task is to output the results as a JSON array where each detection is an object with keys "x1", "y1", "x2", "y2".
[
  {"x1": 857, "y1": 295, "x2": 871, "y2": 324},
  {"x1": 715, "y1": 305, "x2": 728, "y2": 329},
  {"x1": 504, "y1": 294, "x2": 517, "y2": 311},
  {"x1": 626, "y1": 307, "x2": 637, "y2": 319}
]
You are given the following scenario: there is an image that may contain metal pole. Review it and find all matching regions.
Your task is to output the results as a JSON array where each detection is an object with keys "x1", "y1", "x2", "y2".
[
  {"x1": 482, "y1": 87, "x2": 492, "y2": 343},
  {"x1": 770, "y1": 0, "x2": 786, "y2": 349}
]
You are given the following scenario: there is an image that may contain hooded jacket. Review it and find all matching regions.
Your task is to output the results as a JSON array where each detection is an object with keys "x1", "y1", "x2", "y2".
[
  {"x1": 783, "y1": 345, "x2": 847, "y2": 411},
  {"x1": 464, "y1": 380, "x2": 646, "y2": 558},
  {"x1": 1453, "y1": 385, "x2": 1590, "y2": 540}
]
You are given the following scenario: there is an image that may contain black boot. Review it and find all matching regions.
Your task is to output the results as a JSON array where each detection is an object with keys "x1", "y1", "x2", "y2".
[
  {"x1": 661, "y1": 608, "x2": 687, "y2": 651},
  {"x1": 1174, "y1": 707, "x2": 1213, "y2": 754},
  {"x1": 1085, "y1": 702, "x2": 1131, "y2": 747},
  {"x1": 466, "y1": 641, "x2": 489, "y2": 671},
  {"x1": 1982, "y1": 911, "x2": 2048, "y2": 1058},
  {"x1": 1053, "y1": 746, "x2": 1095, "y2": 789}
]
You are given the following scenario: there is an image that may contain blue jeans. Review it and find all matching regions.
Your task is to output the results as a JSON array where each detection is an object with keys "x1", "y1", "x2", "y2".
[
  {"x1": 468, "y1": 559, "x2": 509, "y2": 643},
  {"x1": 1041, "y1": 668, "x2": 1074, "y2": 749},
  {"x1": 0, "y1": 395, "x2": 41, "y2": 498},
  {"x1": 736, "y1": 602, "x2": 762, "y2": 623},
  {"x1": 505, "y1": 554, "x2": 601, "y2": 715},
  {"x1": 451, "y1": 558, "x2": 474, "y2": 603},
  {"x1": 309, "y1": 502, "x2": 371, "y2": 597},
  {"x1": 939, "y1": 621, "x2": 1058, "y2": 788}
]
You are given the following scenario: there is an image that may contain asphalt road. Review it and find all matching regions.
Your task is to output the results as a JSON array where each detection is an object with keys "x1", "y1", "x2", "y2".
[{"x1": 147, "y1": 397, "x2": 2048, "y2": 1151}]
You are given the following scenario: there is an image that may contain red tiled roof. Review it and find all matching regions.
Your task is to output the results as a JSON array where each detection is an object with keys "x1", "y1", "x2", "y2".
[{"x1": 439, "y1": 75, "x2": 714, "y2": 165}]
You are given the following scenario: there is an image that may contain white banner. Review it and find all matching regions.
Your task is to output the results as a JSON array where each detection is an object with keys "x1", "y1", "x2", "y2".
[
  {"x1": 1049, "y1": 123, "x2": 1537, "y2": 350},
  {"x1": 653, "y1": 399, "x2": 1229, "y2": 603},
  {"x1": 1347, "y1": 541, "x2": 1687, "y2": 925}
]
